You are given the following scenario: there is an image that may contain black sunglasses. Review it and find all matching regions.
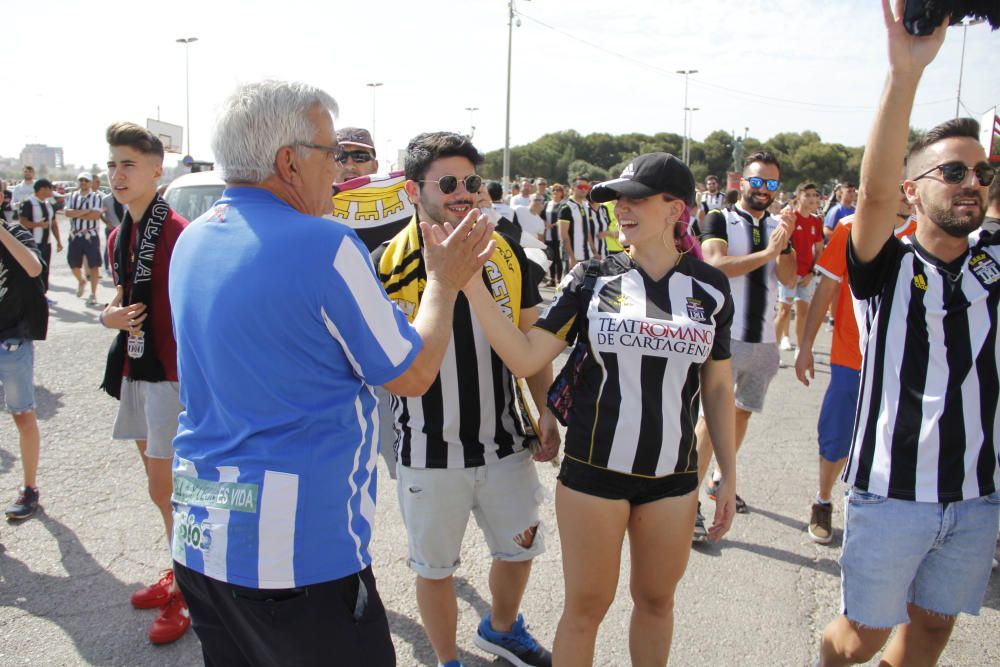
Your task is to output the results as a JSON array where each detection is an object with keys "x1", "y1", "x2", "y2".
[
  {"x1": 745, "y1": 176, "x2": 781, "y2": 192},
  {"x1": 420, "y1": 174, "x2": 483, "y2": 195},
  {"x1": 335, "y1": 149, "x2": 375, "y2": 165},
  {"x1": 913, "y1": 161, "x2": 996, "y2": 187}
]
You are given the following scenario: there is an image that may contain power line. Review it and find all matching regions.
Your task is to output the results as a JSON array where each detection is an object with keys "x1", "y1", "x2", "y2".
[{"x1": 516, "y1": 11, "x2": 953, "y2": 114}]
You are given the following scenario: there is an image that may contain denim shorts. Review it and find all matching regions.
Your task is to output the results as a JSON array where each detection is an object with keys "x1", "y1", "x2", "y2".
[
  {"x1": 0, "y1": 340, "x2": 35, "y2": 414},
  {"x1": 396, "y1": 450, "x2": 545, "y2": 579},
  {"x1": 840, "y1": 488, "x2": 1000, "y2": 628},
  {"x1": 778, "y1": 275, "x2": 816, "y2": 304},
  {"x1": 817, "y1": 364, "x2": 861, "y2": 462}
]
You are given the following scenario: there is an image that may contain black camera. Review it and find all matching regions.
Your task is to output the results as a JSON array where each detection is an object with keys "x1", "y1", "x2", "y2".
[{"x1": 903, "y1": 0, "x2": 1000, "y2": 36}]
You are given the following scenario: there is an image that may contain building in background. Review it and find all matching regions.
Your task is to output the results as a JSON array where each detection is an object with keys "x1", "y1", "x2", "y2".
[{"x1": 19, "y1": 144, "x2": 64, "y2": 170}]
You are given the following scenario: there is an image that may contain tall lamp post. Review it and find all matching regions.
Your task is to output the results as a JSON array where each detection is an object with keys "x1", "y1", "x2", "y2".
[
  {"x1": 176, "y1": 37, "x2": 198, "y2": 156},
  {"x1": 685, "y1": 107, "x2": 700, "y2": 163},
  {"x1": 366, "y1": 82, "x2": 383, "y2": 138},
  {"x1": 503, "y1": 0, "x2": 529, "y2": 196},
  {"x1": 465, "y1": 106, "x2": 479, "y2": 139},
  {"x1": 676, "y1": 69, "x2": 697, "y2": 164},
  {"x1": 954, "y1": 18, "x2": 985, "y2": 119}
]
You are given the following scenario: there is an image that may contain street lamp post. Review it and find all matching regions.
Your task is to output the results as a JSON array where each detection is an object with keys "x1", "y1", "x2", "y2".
[
  {"x1": 676, "y1": 69, "x2": 698, "y2": 164},
  {"x1": 954, "y1": 18, "x2": 985, "y2": 119},
  {"x1": 176, "y1": 37, "x2": 198, "y2": 156},
  {"x1": 366, "y1": 82, "x2": 383, "y2": 138},
  {"x1": 685, "y1": 107, "x2": 699, "y2": 163},
  {"x1": 465, "y1": 106, "x2": 479, "y2": 139}
]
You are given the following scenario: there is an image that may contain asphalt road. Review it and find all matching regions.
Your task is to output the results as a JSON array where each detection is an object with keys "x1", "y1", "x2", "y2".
[{"x1": 1, "y1": 218, "x2": 997, "y2": 666}]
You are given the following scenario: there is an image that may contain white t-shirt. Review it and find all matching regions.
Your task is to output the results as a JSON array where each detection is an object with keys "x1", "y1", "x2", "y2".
[
  {"x1": 510, "y1": 194, "x2": 532, "y2": 208},
  {"x1": 514, "y1": 205, "x2": 544, "y2": 237}
]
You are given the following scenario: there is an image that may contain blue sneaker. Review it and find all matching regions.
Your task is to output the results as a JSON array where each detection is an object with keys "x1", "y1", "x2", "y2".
[
  {"x1": 439, "y1": 661, "x2": 465, "y2": 667},
  {"x1": 474, "y1": 613, "x2": 551, "y2": 667}
]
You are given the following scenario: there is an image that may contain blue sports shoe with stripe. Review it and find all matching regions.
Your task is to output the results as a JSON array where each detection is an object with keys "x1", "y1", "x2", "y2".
[{"x1": 474, "y1": 613, "x2": 551, "y2": 667}]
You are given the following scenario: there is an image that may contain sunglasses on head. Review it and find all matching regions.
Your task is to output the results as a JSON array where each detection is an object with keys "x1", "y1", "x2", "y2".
[
  {"x1": 420, "y1": 174, "x2": 483, "y2": 195},
  {"x1": 334, "y1": 149, "x2": 374, "y2": 165},
  {"x1": 913, "y1": 161, "x2": 996, "y2": 187},
  {"x1": 745, "y1": 176, "x2": 781, "y2": 192}
]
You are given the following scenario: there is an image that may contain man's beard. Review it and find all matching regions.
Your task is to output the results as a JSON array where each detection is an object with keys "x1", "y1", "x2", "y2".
[
  {"x1": 924, "y1": 194, "x2": 986, "y2": 238},
  {"x1": 742, "y1": 190, "x2": 773, "y2": 212}
]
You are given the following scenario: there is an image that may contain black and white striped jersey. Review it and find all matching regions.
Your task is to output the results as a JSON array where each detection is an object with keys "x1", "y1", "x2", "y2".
[
  {"x1": 844, "y1": 232, "x2": 1000, "y2": 502},
  {"x1": 559, "y1": 199, "x2": 592, "y2": 264},
  {"x1": 372, "y1": 238, "x2": 543, "y2": 469},
  {"x1": 66, "y1": 191, "x2": 102, "y2": 237},
  {"x1": 699, "y1": 206, "x2": 782, "y2": 343},
  {"x1": 19, "y1": 196, "x2": 54, "y2": 245},
  {"x1": 535, "y1": 253, "x2": 733, "y2": 478},
  {"x1": 589, "y1": 204, "x2": 611, "y2": 258},
  {"x1": 700, "y1": 192, "x2": 726, "y2": 214}
]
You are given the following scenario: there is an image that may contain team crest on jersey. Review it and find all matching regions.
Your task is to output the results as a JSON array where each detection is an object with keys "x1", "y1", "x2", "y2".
[
  {"x1": 613, "y1": 294, "x2": 633, "y2": 308},
  {"x1": 392, "y1": 298, "x2": 416, "y2": 318},
  {"x1": 912, "y1": 274, "x2": 928, "y2": 291},
  {"x1": 969, "y1": 252, "x2": 1000, "y2": 287},
  {"x1": 752, "y1": 227, "x2": 762, "y2": 246},
  {"x1": 686, "y1": 298, "x2": 706, "y2": 322}
]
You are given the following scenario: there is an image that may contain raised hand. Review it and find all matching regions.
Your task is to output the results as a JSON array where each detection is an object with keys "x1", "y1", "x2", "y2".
[
  {"x1": 421, "y1": 209, "x2": 496, "y2": 292},
  {"x1": 883, "y1": 0, "x2": 949, "y2": 77}
]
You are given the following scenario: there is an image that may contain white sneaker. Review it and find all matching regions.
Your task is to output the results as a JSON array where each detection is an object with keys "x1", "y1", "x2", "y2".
[{"x1": 779, "y1": 336, "x2": 793, "y2": 351}]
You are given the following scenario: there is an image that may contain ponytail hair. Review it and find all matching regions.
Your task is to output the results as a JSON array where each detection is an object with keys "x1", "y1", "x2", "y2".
[{"x1": 674, "y1": 205, "x2": 702, "y2": 259}]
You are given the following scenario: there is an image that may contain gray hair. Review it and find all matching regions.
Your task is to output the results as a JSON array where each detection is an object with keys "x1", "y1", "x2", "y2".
[{"x1": 212, "y1": 80, "x2": 339, "y2": 184}]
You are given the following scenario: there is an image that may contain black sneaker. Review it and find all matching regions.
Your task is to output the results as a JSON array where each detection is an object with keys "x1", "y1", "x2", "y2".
[
  {"x1": 734, "y1": 494, "x2": 748, "y2": 514},
  {"x1": 474, "y1": 613, "x2": 551, "y2": 667},
  {"x1": 693, "y1": 502, "x2": 708, "y2": 543},
  {"x1": 6, "y1": 486, "x2": 39, "y2": 521}
]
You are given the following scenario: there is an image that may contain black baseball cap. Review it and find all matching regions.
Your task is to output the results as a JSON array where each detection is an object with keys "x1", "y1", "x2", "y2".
[{"x1": 590, "y1": 153, "x2": 696, "y2": 207}]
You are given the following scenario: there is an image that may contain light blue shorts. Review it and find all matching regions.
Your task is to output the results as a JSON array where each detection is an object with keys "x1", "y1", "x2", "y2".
[
  {"x1": 0, "y1": 340, "x2": 35, "y2": 414},
  {"x1": 778, "y1": 276, "x2": 816, "y2": 304},
  {"x1": 840, "y1": 488, "x2": 1000, "y2": 628}
]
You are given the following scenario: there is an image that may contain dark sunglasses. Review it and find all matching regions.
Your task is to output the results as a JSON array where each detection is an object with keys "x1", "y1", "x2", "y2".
[
  {"x1": 913, "y1": 161, "x2": 996, "y2": 187},
  {"x1": 745, "y1": 176, "x2": 781, "y2": 192},
  {"x1": 335, "y1": 149, "x2": 375, "y2": 165},
  {"x1": 420, "y1": 174, "x2": 483, "y2": 194}
]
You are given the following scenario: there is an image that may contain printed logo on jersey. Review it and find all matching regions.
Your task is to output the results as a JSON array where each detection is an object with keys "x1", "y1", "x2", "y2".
[
  {"x1": 913, "y1": 273, "x2": 928, "y2": 291},
  {"x1": 173, "y1": 509, "x2": 214, "y2": 553},
  {"x1": 392, "y1": 298, "x2": 416, "y2": 318},
  {"x1": 613, "y1": 294, "x2": 633, "y2": 308},
  {"x1": 752, "y1": 226, "x2": 762, "y2": 246},
  {"x1": 686, "y1": 298, "x2": 706, "y2": 322},
  {"x1": 593, "y1": 314, "x2": 715, "y2": 361},
  {"x1": 969, "y1": 252, "x2": 1000, "y2": 287},
  {"x1": 484, "y1": 260, "x2": 513, "y2": 320}
]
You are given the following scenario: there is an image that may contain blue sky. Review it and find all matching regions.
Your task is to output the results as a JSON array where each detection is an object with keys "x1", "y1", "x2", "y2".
[{"x1": 1, "y1": 0, "x2": 996, "y2": 170}]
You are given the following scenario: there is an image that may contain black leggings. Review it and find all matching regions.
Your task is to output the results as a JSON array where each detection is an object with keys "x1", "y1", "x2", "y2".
[{"x1": 546, "y1": 240, "x2": 563, "y2": 282}]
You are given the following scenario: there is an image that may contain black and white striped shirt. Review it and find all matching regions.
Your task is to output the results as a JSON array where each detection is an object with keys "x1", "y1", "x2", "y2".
[
  {"x1": 66, "y1": 190, "x2": 102, "y2": 237},
  {"x1": 701, "y1": 191, "x2": 726, "y2": 214},
  {"x1": 559, "y1": 199, "x2": 592, "y2": 264},
  {"x1": 589, "y1": 204, "x2": 611, "y2": 258},
  {"x1": 844, "y1": 232, "x2": 1000, "y2": 502},
  {"x1": 19, "y1": 196, "x2": 54, "y2": 246},
  {"x1": 536, "y1": 254, "x2": 733, "y2": 478},
  {"x1": 372, "y1": 237, "x2": 543, "y2": 469},
  {"x1": 700, "y1": 205, "x2": 782, "y2": 343}
]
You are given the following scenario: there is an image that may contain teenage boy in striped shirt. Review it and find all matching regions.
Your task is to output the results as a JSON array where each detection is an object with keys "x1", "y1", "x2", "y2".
[{"x1": 816, "y1": 4, "x2": 1000, "y2": 665}]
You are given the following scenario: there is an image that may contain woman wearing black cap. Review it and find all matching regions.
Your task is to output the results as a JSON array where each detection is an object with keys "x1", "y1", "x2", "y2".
[{"x1": 461, "y1": 152, "x2": 737, "y2": 665}]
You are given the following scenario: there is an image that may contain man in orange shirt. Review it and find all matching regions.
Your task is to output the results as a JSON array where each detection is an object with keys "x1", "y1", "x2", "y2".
[{"x1": 795, "y1": 191, "x2": 915, "y2": 544}]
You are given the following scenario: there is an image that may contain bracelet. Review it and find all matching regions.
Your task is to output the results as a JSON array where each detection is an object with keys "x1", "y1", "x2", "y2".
[
  {"x1": 780, "y1": 241, "x2": 794, "y2": 255},
  {"x1": 98, "y1": 311, "x2": 105, "y2": 328}
]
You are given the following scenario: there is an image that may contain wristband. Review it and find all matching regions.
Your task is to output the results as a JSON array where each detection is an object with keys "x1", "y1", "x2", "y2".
[
  {"x1": 780, "y1": 241, "x2": 794, "y2": 255},
  {"x1": 98, "y1": 311, "x2": 105, "y2": 328}
]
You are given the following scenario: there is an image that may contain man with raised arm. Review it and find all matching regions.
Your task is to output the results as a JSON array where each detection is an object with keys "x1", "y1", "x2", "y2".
[{"x1": 816, "y1": 4, "x2": 999, "y2": 665}]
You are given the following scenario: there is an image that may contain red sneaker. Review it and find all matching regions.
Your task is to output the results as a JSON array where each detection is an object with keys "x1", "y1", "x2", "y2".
[
  {"x1": 148, "y1": 593, "x2": 191, "y2": 645},
  {"x1": 131, "y1": 570, "x2": 174, "y2": 609}
]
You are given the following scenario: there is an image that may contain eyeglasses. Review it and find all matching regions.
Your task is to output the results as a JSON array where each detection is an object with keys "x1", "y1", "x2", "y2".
[
  {"x1": 294, "y1": 142, "x2": 341, "y2": 159},
  {"x1": 745, "y1": 176, "x2": 781, "y2": 192},
  {"x1": 334, "y1": 149, "x2": 375, "y2": 165},
  {"x1": 420, "y1": 174, "x2": 483, "y2": 195},
  {"x1": 913, "y1": 161, "x2": 996, "y2": 187}
]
